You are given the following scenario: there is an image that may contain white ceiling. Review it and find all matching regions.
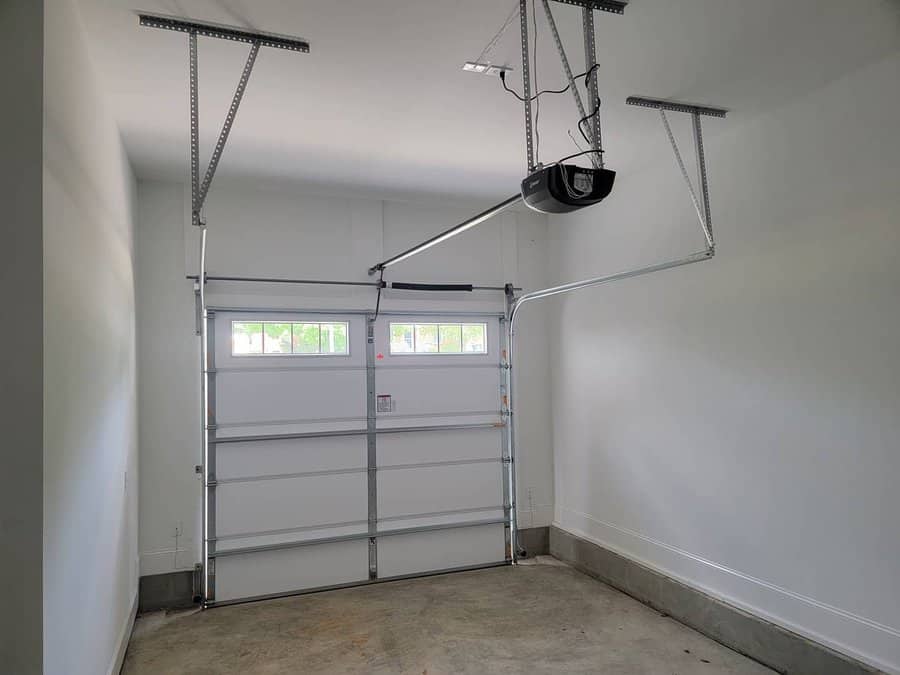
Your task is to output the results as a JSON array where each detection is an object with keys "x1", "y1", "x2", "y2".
[{"x1": 77, "y1": 0, "x2": 899, "y2": 201}]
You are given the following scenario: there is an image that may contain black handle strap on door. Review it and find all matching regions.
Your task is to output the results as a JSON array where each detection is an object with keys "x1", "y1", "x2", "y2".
[{"x1": 389, "y1": 282, "x2": 474, "y2": 292}]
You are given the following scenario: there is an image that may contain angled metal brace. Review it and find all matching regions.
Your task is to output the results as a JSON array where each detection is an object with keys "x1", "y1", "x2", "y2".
[
  {"x1": 627, "y1": 96, "x2": 729, "y2": 249},
  {"x1": 517, "y1": 0, "x2": 624, "y2": 172},
  {"x1": 188, "y1": 40, "x2": 259, "y2": 225},
  {"x1": 139, "y1": 13, "x2": 309, "y2": 52},
  {"x1": 581, "y1": 8, "x2": 603, "y2": 167},
  {"x1": 141, "y1": 13, "x2": 308, "y2": 607},
  {"x1": 541, "y1": 0, "x2": 599, "y2": 168},
  {"x1": 140, "y1": 13, "x2": 308, "y2": 225},
  {"x1": 197, "y1": 41, "x2": 260, "y2": 211}
]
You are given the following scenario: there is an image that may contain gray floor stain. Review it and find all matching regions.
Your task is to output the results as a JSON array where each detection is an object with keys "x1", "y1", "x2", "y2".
[{"x1": 123, "y1": 560, "x2": 775, "y2": 674}]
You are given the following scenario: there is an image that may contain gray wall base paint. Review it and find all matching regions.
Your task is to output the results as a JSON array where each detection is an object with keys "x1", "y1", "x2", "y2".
[
  {"x1": 139, "y1": 572, "x2": 199, "y2": 613},
  {"x1": 517, "y1": 526, "x2": 550, "y2": 558},
  {"x1": 550, "y1": 527, "x2": 881, "y2": 675}
]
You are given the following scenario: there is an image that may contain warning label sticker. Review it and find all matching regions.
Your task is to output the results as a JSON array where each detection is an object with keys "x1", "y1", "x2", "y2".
[{"x1": 573, "y1": 171, "x2": 594, "y2": 193}]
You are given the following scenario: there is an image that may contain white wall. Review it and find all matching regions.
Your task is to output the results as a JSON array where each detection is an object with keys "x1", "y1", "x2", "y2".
[
  {"x1": 42, "y1": 0, "x2": 139, "y2": 673},
  {"x1": 548, "y1": 50, "x2": 900, "y2": 672},
  {"x1": 136, "y1": 180, "x2": 553, "y2": 576}
]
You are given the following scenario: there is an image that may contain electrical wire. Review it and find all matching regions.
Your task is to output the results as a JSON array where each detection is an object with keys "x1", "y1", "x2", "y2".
[
  {"x1": 498, "y1": 63, "x2": 600, "y2": 103},
  {"x1": 559, "y1": 164, "x2": 588, "y2": 199},
  {"x1": 553, "y1": 148, "x2": 604, "y2": 166},
  {"x1": 553, "y1": 149, "x2": 604, "y2": 200},
  {"x1": 374, "y1": 269, "x2": 385, "y2": 319},
  {"x1": 499, "y1": 71, "x2": 567, "y2": 102},
  {"x1": 555, "y1": 149, "x2": 602, "y2": 164},
  {"x1": 577, "y1": 97, "x2": 602, "y2": 147},
  {"x1": 567, "y1": 128, "x2": 587, "y2": 153}
]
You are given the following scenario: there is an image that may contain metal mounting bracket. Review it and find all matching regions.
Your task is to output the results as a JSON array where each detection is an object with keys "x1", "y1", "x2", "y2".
[
  {"x1": 626, "y1": 95, "x2": 728, "y2": 248},
  {"x1": 140, "y1": 15, "x2": 308, "y2": 607},
  {"x1": 626, "y1": 96, "x2": 728, "y2": 119},
  {"x1": 518, "y1": 0, "x2": 625, "y2": 172},
  {"x1": 138, "y1": 13, "x2": 309, "y2": 52},
  {"x1": 140, "y1": 13, "x2": 309, "y2": 226},
  {"x1": 551, "y1": 0, "x2": 627, "y2": 14}
]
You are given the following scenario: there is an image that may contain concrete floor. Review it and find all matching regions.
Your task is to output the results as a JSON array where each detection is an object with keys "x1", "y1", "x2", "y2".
[{"x1": 124, "y1": 557, "x2": 774, "y2": 674}]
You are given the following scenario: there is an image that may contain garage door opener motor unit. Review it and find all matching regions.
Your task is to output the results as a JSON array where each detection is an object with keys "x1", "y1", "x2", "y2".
[
  {"x1": 521, "y1": 163, "x2": 615, "y2": 213},
  {"x1": 510, "y1": 0, "x2": 627, "y2": 213}
]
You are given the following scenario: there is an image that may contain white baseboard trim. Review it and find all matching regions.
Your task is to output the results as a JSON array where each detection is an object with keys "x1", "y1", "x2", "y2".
[
  {"x1": 109, "y1": 591, "x2": 138, "y2": 675},
  {"x1": 556, "y1": 507, "x2": 899, "y2": 675}
]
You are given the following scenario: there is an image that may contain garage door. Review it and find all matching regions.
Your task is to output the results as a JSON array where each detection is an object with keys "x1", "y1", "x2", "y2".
[{"x1": 204, "y1": 310, "x2": 510, "y2": 605}]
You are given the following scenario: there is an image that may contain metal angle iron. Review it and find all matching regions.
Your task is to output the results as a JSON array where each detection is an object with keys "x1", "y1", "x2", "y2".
[
  {"x1": 139, "y1": 12, "x2": 309, "y2": 225},
  {"x1": 139, "y1": 13, "x2": 308, "y2": 606},
  {"x1": 138, "y1": 13, "x2": 310, "y2": 52}
]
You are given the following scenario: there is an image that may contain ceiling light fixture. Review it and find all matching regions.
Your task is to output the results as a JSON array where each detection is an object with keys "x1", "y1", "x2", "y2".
[{"x1": 462, "y1": 61, "x2": 513, "y2": 77}]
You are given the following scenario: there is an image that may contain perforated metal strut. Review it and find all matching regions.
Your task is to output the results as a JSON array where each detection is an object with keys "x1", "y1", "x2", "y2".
[
  {"x1": 541, "y1": 0, "x2": 599, "y2": 168},
  {"x1": 197, "y1": 41, "x2": 260, "y2": 209},
  {"x1": 141, "y1": 13, "x2": 308, "y2": 226},
  {"x1": 139, "y1": 13, "x2": 309, "y2": 52},
  {"x1": 553, "y1": 0, "x2": 626, "y2": 13},
  {"x1": 189, "y1": 31, "x2": 200, "y2": 225},
  {"x1": 140, "y1": 11, "x2": 308, "y2": 609},
  {"x1": 517, "y1": 0, "x2": 625, "y2": 174},
  {"x1": 519, "y1": 0, "x2": 535, "y2": 172}
]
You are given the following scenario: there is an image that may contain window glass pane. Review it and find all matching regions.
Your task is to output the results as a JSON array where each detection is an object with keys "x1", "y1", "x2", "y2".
[
  {"x1": 390, "y1": 324, "x2": 414, "y2": 353},
  {"x1": 263, "y1": 323, "x2": 292, "y2": 354},
  {"x1": 320, "y1": 323, "x2": 348, "y2": 354},
  {"x1": 232, "y1": 322, "x2": 262, "y2": 355},
  {"x1": 415, "y1": 324, "x2": 439, "y2": 353},
  {"x1": 438, "y1": 324, "x2": 462, "y2": 353},
  {"x1": 292, "y1": 323, "x2": 320, "y2": 354},
  {"x1": 462, "y1": 324, "x2": 486, "y2": 353}
]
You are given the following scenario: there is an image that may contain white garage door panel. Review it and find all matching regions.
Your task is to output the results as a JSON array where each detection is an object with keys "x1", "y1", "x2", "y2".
[
  {"x1": 216, "y1": 472, "x2": 367, "y2": 537},
  {"x1": 215, "y1": 540, "x2": 369, "y2": 603},
  {"x1": 205, "y1": 311, "x2": 508, "y2": 603},
  {"x1": 378, "y1": 463, "x2": 502, "y2": 519},
  {"x1": 375, "y1": 368, "x2": 499, "y2": 419},
  {"x1": 216, "y1": 435, "x2": 366, "y2": 480},
  {"x1": 378, "y1": 427, "x2": 502, "y2": 466},
  {"x1": 216, "y1": 369, "x2": 366, "y2": 426},
  {"x1": 382, "y1": 507, "x2": 506, "y2": 531},
  {"x1": 216, "y1": 522, "x2": 369, "y2": 553},
  {"x1": 378, "y1": 524, "x2": 506, "y2": 578}
]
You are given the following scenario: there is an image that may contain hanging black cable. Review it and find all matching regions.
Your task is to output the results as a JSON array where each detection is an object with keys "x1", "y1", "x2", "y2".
[
  {"x1": 373, "y1": 269, "x2": 386, "y2": 318},
  {"x1": 498, "y1": 63, "x2": 600, "y2": 103},
  {"x1": 577, "y1": 97, "x2": 602, "y2": 147}
]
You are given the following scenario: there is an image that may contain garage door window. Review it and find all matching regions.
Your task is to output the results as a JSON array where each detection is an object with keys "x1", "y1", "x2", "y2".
[
  {"x1": 232, "y1": 321, "x2": 349, "y2": 356},
  {"x1": 389, "y1": 323, "x2": 486, "y2": 355}
]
